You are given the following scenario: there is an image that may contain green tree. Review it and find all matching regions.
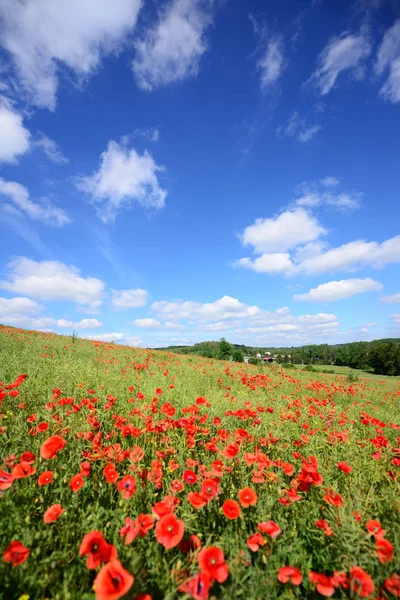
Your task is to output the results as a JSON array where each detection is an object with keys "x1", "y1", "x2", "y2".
[
  {"x1": 369, "y1": 342, "x2": 400, "y2": 376},
  {"x1": 218, "y1": 338, "x2": 233, "y2": 360},
  {"x1": 232, "y1": 349, "x2": 243, "y2": 363}
]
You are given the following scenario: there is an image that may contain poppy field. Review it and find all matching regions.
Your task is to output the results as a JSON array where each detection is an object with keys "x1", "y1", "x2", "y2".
[{"x1": 0, "y1": 325, "x2": 400, "y2": 600}]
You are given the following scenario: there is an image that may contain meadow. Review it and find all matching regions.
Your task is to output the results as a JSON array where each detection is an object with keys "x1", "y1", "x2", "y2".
[{"x1": 0, "y1": 325, "x2": 399, "y2": 600}]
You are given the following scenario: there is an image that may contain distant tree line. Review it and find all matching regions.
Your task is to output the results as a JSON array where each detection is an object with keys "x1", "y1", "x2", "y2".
[{"x1": 156, "y1": 338, "x2": 400, "y2": 376}]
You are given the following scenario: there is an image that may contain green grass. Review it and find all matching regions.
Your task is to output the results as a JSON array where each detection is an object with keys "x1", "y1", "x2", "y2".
[
  {"x1": 305, "y1": 364, "x2": 400, "y2": 380},
  {"x1": 0, "y1": 325, "x2": 400, "y2": 600}
]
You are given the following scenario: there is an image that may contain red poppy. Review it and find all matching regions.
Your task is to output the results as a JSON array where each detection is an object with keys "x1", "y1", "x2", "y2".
[
  {"x1": 38, "y1": 470, "x2": 53, "y2": 486},
  {"x1": 93, "y1": 559, "x2": 134, "y2": 600},
  {"x1": 222, "y1": 499, "x2": 241, "y2": 520},
  {"x1": 257, "y1": 520, "x2": 281, "y2": 539},
  {"x1": 153, "y1": 495, "x2": 179, "y2": 518},
  {"x1": 155, "y1": 514, "x2": 184, "y2": 549},
  {"x1": 119, "y1": 517, "x2": 140, "y2": 545},
  {"x1": 337, "y1": 461, "x2": 352, "y2": 473},
  {"x1": 104, "y1": 464, "x2": 119, "y2": 484},
  {"x1": 44, "y1": 504, "x2": 64, "y2": 523},
  {"x1": 178, "y1": 534, "x2": 202, "y2": 553},
  {"x1": 376, "y1": 538, "x2": 394, "y2": 563},
  {"x1": 0, "y1": 469, "x2": 14, "y2": 491},
  {"x1": 278, "y1": 566, "x2": 303, "y2": 585},
  {"x1": 179, "y1": 573, "x2": 211, "y2": 600},
  {"x1": 136, "y1": 514, "x2": 155, "y2": 537},
  {"x1": 366, "y1": 519, "x2": 386, "y2": 538},
  {"x1": 70, "y1": 474, "x2": 85, "y2": 493},
  {"x1": 116, "y1": 475, "x2": 136, "y2": 499},
  {"x1": 198, "y1": 547, "x2": 229, "y2": 583},
  {"x1": 183, "y1": 470, "x2": 198, "y2": 484},
  {"x1": 238, "y1": 487, "x2": 257, "y2": 508},
  {"x1": 385, "y1": 574, "x2": 400, "y2": 597},
  {"x1": 40, "y1": 435, "x2": 67, "y2": 459},
  {"x1": 170, "y1": 479, "x2": 184, "y2": 494},
  {"x1": 349, "y1": 567, "x2": 374, "y2": 598},
  {"x1": 200, "y1": 479, "x2": 219, "y2": 500},
  {"x1": 309, "y1": 572, "x2": 336, "y2": 597},
  {"x1": 315, "y1": 519, "x2": 334, "y2": 536},
  {"x1": 247, "y1": 533, "x2": 266, "y2": 552},
  {"x1": 188, "y1": 492, "x2": 208, "y2": 510},
  {"x1": 12, "y1": 461, "x2": 36, "y2": 479},
  {"x1": 79, "y1": 531, "x2": 117, "y2": 569},
  {"x1": 20, "y1": 451, "x2": 35, "y2": 464},
  {"x1": 3, "y1": 541, "x2": 30, "y2": 566},
  {"x1": 323, "y1": 490, "x2": 343, "y2": 508}
]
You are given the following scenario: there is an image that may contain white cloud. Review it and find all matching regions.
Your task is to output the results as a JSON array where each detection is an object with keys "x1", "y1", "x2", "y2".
[
  {"x1": 235, "y1": 253, "x2": 293, "y2": 274},
  {"x1": 294, "y1": 178, "x2": 362, "y2": 211},
  {"x1": 0, "y1": 295, "x2": 55, "y2": 330},
  {"x1": 84, "y1": 332, "x2": 125, "y2": 343},
  {"x1": 298, "y1": 236, "x2": 400, "y2": 275},
  {"x1": 0, "y1": 0, "x2": 142, "y2": 110},
  {"x1": 152, "y1": 295, "x2": 261, "y2": 322},
  {"x1": 57, "y1": 318, "x2": 103, "y2": 329},
  {"x1": 112, "y1": 288, "x2": 148, "y2": 308},
  {"x1": 77, "y1": 140, "x2": 167, "y2": 223},
  {"x1": 126, "y1": 335, "x2": 143, "y2": 346},
  {"x1": 198, "y1": 322, "x2": 233, "y2": 332},
  {"x1": 164, "y1": 321, "x2": 185, "y2": 330},
  {"x1": 311, "y1": 31, "x2": 371, "y2": 95},
  {"x1": 132, "y1": 0, "x2": 212, "y2": 91},
  {"x1": 240, "y1": 208, "x2": 326, "y2": 253},
  {"x1": 0, "y1": 102, "x2": 31, "y2": 163},
  {"x1": 375, "y1": 20, "x2": 400, "y2": 103},
  {"x1": 0, "y1": 296, "x2": 42, "y2": 317},
  {"x1": 294, "y1": 278, "x2": 382, "y2": 302},
  {"x1": 381, "y1": 292, "x2": 400, "y2": 303},
  {"x1": 258, "y1": 35, "x2": 286, "y2": 89},
  {"x1": 392, "y1": 314, "x2": 400, "y2": 325},
  {"x1": 131, "y1": 318, "x2": 161, "y2": 329},
  {"x1": 35, "y1": 133, "x2": 68, "y2": 164},
  {"x1": 277, "y1": 112, "x2": 321, "y2": 143},
  {"x1": 0, "y1": 177, "x2": 71, "y2": 227},
  {"x1": 0, "y1": 257, "x2": 105, "y2": 305}
]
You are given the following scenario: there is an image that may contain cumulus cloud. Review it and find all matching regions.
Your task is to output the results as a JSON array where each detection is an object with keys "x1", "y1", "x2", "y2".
[
  {"x1": 311, "y1": 31, "x2": 371, "y2": 95},
  {"x1": 84, "y1": 332, "x2": 125, "y2": 343},
  {"x1": 0, "y1": 101, "x2": 31, "y2": 163},
  {"x1": 234, "y1": 253, "x2": 293, "y2": 274},
  {"x1": 375, "y1": 20, "x2": 400, "y2": 104},
  {"x1": 294, "y1": 278, "x2": 382, "y2": 302},
  {"x1": 35, "y1": 133, "x2": 69, "y2": 164},
  {"x1": 0, "y1": 296, "x2": 42, "y2": 317},
  {"x1": 164, "y1": 321, "x2": 185, "y2": 330},
  {"x1": 112, "y1": 288, "x2": 148, "y2": 308},
  {"x1": 240, "y1": 208, "x2": 326, "y2": 254},
  {"x1": 132, "y1": 0, "x2": 213, "y2": 91},
  {"x1": 0, "y1": 0, "x2": 142, "y2": 109},
  {"x1": 132, "y1": 318, "x2": 161, "y2": 329},
  {"x1": 381, "y1": 292, "x2": 400, "y2": 303},
  {"x1": 152, "y1": 295, "x2": 261, "y2": 322},
  {"x1": 0, "y1": 257, "x2": 104, "y2": 305},
  {"x1": 57, "y1": 318, "x2": 103, "y2": 329},
  {"x1": 77, "y1": 140, "x2": 167, "y2": 223},
  {"x1": 0, "y1": 295, "x2": 55, "y2": 330},
  {"x1": 298, "y1": 236, "x2": 400, "y2": 275},
  {"x1": 0, "y1": 177, "x2": 71, "y2": 227}
]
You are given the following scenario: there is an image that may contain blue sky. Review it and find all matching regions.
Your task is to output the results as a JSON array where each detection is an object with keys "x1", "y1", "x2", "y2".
[{"x1": 1, "y1": 0, "x2": 400, "y2": 348}]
